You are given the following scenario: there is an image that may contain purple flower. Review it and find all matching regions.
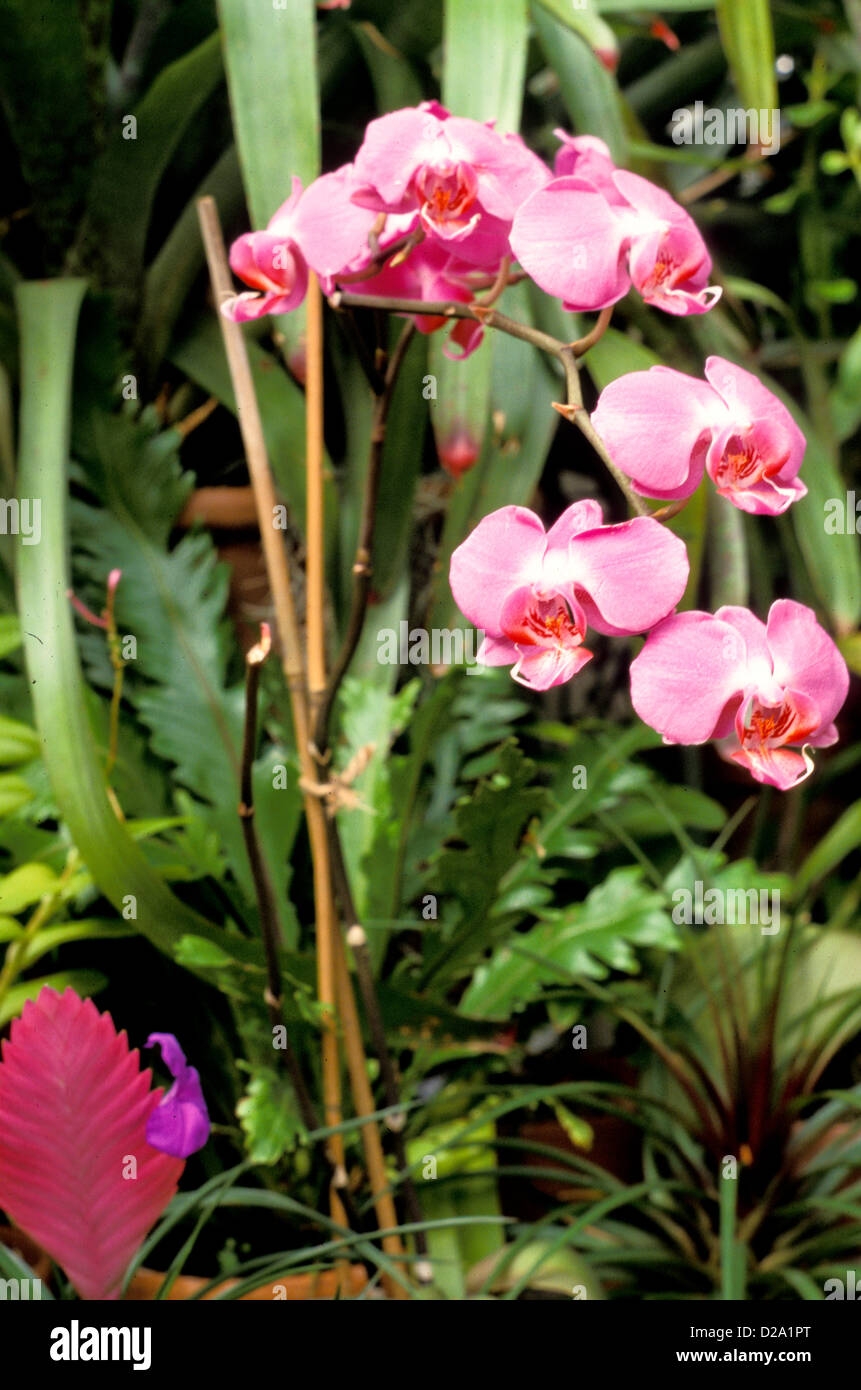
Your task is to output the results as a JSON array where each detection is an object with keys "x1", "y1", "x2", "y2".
[{"x1": 145, "y1": 1033, "x2": 210, "y2": 1159}]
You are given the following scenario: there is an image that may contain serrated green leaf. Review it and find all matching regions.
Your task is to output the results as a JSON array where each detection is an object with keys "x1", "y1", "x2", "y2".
[{"x1": 236, "y1": 1066, "x2": 304, "y2": 1164}]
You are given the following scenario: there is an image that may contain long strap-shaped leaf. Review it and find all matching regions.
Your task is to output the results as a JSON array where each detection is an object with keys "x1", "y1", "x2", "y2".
[
  {"x1": 218, "y1": 0, "x2": 320, "y2": 367},
  {"x1": 15, "y1": 279, "x2": 259, "y2": 968},
  {"x1": 428, "y1": 0, "x2": 531, "y2": 613}
]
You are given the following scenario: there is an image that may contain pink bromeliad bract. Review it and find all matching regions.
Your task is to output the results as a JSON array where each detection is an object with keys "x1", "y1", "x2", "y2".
[{"x1": 0, "y1": 987, "x2": 210, "y2": 1300}]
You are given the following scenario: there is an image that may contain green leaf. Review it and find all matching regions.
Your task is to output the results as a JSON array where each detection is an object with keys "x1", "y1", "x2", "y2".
[
  {"x1": 0, "y1": 2, "x2": 93, "y2": 260},
  {"x1": 84, "y1": 33, "x2": 225, "y2": 301},
  {"x1": 236, "y1": 1066, "x2": 304, "y2": 1164},
  {"x1": 788, "y1": 426, "x2": 861, "y2": 633},
  {"x1": 218, "y1": 0, "x2": 320, "y2": 363},
  {"x1": 0, "y1": 969, "x2": 107, "y2": 1029},
  {"x1": 531, "y1": 3, "x2": 628, "y2": 164},
  {"x1": 0, "y1": 1240, "x2": 53, "y2": 1297},
  {"x1": 174, "y1": 934, "x2": 239, "y2": 971},
  {"x1": 443, "y1": 0, "x2": 529, "y2": 130},
  {"x1": 715, "y1": 0, "x2": 778, "y2": 121},
  {"x1": 0, "y1": 916, "x2": 24, "y2": 943},
  {"x1": 0, "y1": 862, "x2": 58, "y2": 915},
  {"x1": 463, "y1": 867, "x2": 679, "y2": 1017},
  {"x1": 428, "y1": 0, "x2": 532, "y2": 592},
  {"x1": 15, "y1": 280, "x2": 259, "y2": 970},
  {"x1": 795, "y1": 801, "x2": 861, "y2": 902},
  {"x1": 137, "y1": 145, "x2": 245, "y2": 376},
  {"x1": 532, "y1": 2, "x2": 617, "y2": 68},
  {"x1": 0, "y1": 616, "x2": 22, "y2": 659},
  {"x1": 18, "y1": 919, "x2": 134, "y2": 971},
  {"x1": 0, "y1": 714, "x2": 40, "y2": 766}
]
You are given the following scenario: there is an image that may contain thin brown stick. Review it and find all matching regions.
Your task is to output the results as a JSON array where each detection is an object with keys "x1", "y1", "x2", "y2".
[
  {"x1": 303, "y1": 263, "x2": 409, "y2": 1298},
  {"x1": 331, "y1": 290, "x2": 566, "y2": 356},
  {"x1": 568, "y1": 304, "x2": 614, "y2": 357},
  {"x1": 197, "y1": 196, "x2": 353, "y2": 1264},
  {"x1": 557, "y1": 348, "x2": 651, "y2": 518},
  {"x1": 240, "y1": 625, "x2": 318, "y2": 1134},
  {"x1": 327, "y1": 823, "x2": 432, "y2": 1281},
  {"x1": 313, "y1": 320, "x2": 416, "y2": 753},
  {"x1": 306, "y1": 274, "x2": 327, "y2": 713}
]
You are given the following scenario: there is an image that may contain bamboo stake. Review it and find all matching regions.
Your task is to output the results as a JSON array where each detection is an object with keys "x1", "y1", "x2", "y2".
[
  {"x1": 303, "y1": 271, "x2": 409, "y2": 1300},
  {"x1": 197, "y1": 199, "x2": 408, "y2": 1296},
  {"x1": 197, "y1": 197, "x2": 350, "y2": 1237}
]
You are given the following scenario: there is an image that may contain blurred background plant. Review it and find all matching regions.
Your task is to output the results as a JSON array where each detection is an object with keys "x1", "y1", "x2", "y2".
[{"x1": 0, "y1": 0, "x2": 858, "y2": 1300}]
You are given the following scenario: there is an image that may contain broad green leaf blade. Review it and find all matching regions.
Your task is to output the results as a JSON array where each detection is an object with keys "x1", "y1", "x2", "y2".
[
  {"x1": 15, "y1": 280, "x2": 259, "y2": 971},
  {"x1": 715, "y1": 0, "x2": 778, "y2": 123},
  {"x1": 532, "y1": 0, "x2": 618, "y2": 70},
  {"x1": 429, "y1": 0, "x2": 532, "y2": 564},
  {"x1": 795, "y1": 801, "x2": 861, "y2": 902},
  {"x1": 84, "y1": 34, "x2": 225, "y2": 301},
  {"x1": 789, "y1": 427, "x2": 861, "y2": 634},
  {"x1": 0, "y1": 2, "x2": 93, "y2": 262},
  {"x1": 137, "y1": 145, "x2": 245, "y2": 377},
  {"x1": 707, "y1": 490, "x2": 748, "y2": 609},
  {"x1": 531, "y1": 3, "x2": 628, "y2": 163},
  {"x1": 218, "y1": 0, "x2": 320, "y2": 364},
  {"x1": 443, "y1": 0, "x2": 529, "y2": 130}
]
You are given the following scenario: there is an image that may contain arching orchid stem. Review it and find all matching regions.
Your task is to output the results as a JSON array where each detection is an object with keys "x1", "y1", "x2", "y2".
[
  {"x1": 313, "y1": 319, "x2": 417, "y2": 756},
  {"x1": 333, "y1": 292, "x2": 650, "y2": 518},
  {"x1": 559, "y1": 347, "x2": 651, "y2": 518},
  {"x1": 197, "y1": 197, "x2": 410, "y2": 1291},
  {"x1": 240, "y1": 624, "x2": 319, "y2": 1135},
  {"x1": 477, "y1": 255, "x2": 512, "y2": 308},
  {"x1": 328, "y1": 822, "x2": 432, "y2": 1277},
  {"x1": 569, "y1": 304, "x2": 614, "y2": 357},
  {"x1": 330, "y1": 290, "x2": 566, "y2": 356}
]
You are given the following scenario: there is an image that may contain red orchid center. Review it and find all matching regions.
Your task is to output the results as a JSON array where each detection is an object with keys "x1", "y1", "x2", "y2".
[
  {"x1": 501, "y1": 594, "x2": 585, "y2": 651},
  {"x1": 712, "y1": 433, "x2": 772, "y2": 490},
  {"x1": 416, "y1": 161, "x2": 478, "y2": 224},
  {"x1": 738, "y1": 695, "x2": 818, "y2": 753}
]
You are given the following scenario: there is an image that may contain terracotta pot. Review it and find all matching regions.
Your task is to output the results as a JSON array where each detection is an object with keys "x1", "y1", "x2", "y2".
[
  {"x1": 126, "y1": 1263, "x2": 369, "y2": 1301},
  {"x1": 0, "y1": 1225, "x2": 368, "y2": 1300}
]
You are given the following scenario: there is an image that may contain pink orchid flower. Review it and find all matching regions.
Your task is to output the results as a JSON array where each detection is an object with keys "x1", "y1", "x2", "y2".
[
  {"x1": 449, "y1": 499, "x2": 689, "y2": 690},
  {"x1": 351, "y1": 101, "x2": 551, "y2": 269},
  {"x1": 222, "y1": 167, "x2": 378, "y2": 322},
  {"x1": 0, "y1": 987, "x2": 209, "y2": 1300},
  {"x1": 592, "y1": 356, "x2": 807, "y2": 514},
  {"x1": 552, "y1": 131, "x2": 626, "y2": 204},
  {"x1": 510, "y1": 163, "x2": 720, "y2": 316},
  {"x1": 629, "y1": 600, "x2": 849, "y2": 789}
]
